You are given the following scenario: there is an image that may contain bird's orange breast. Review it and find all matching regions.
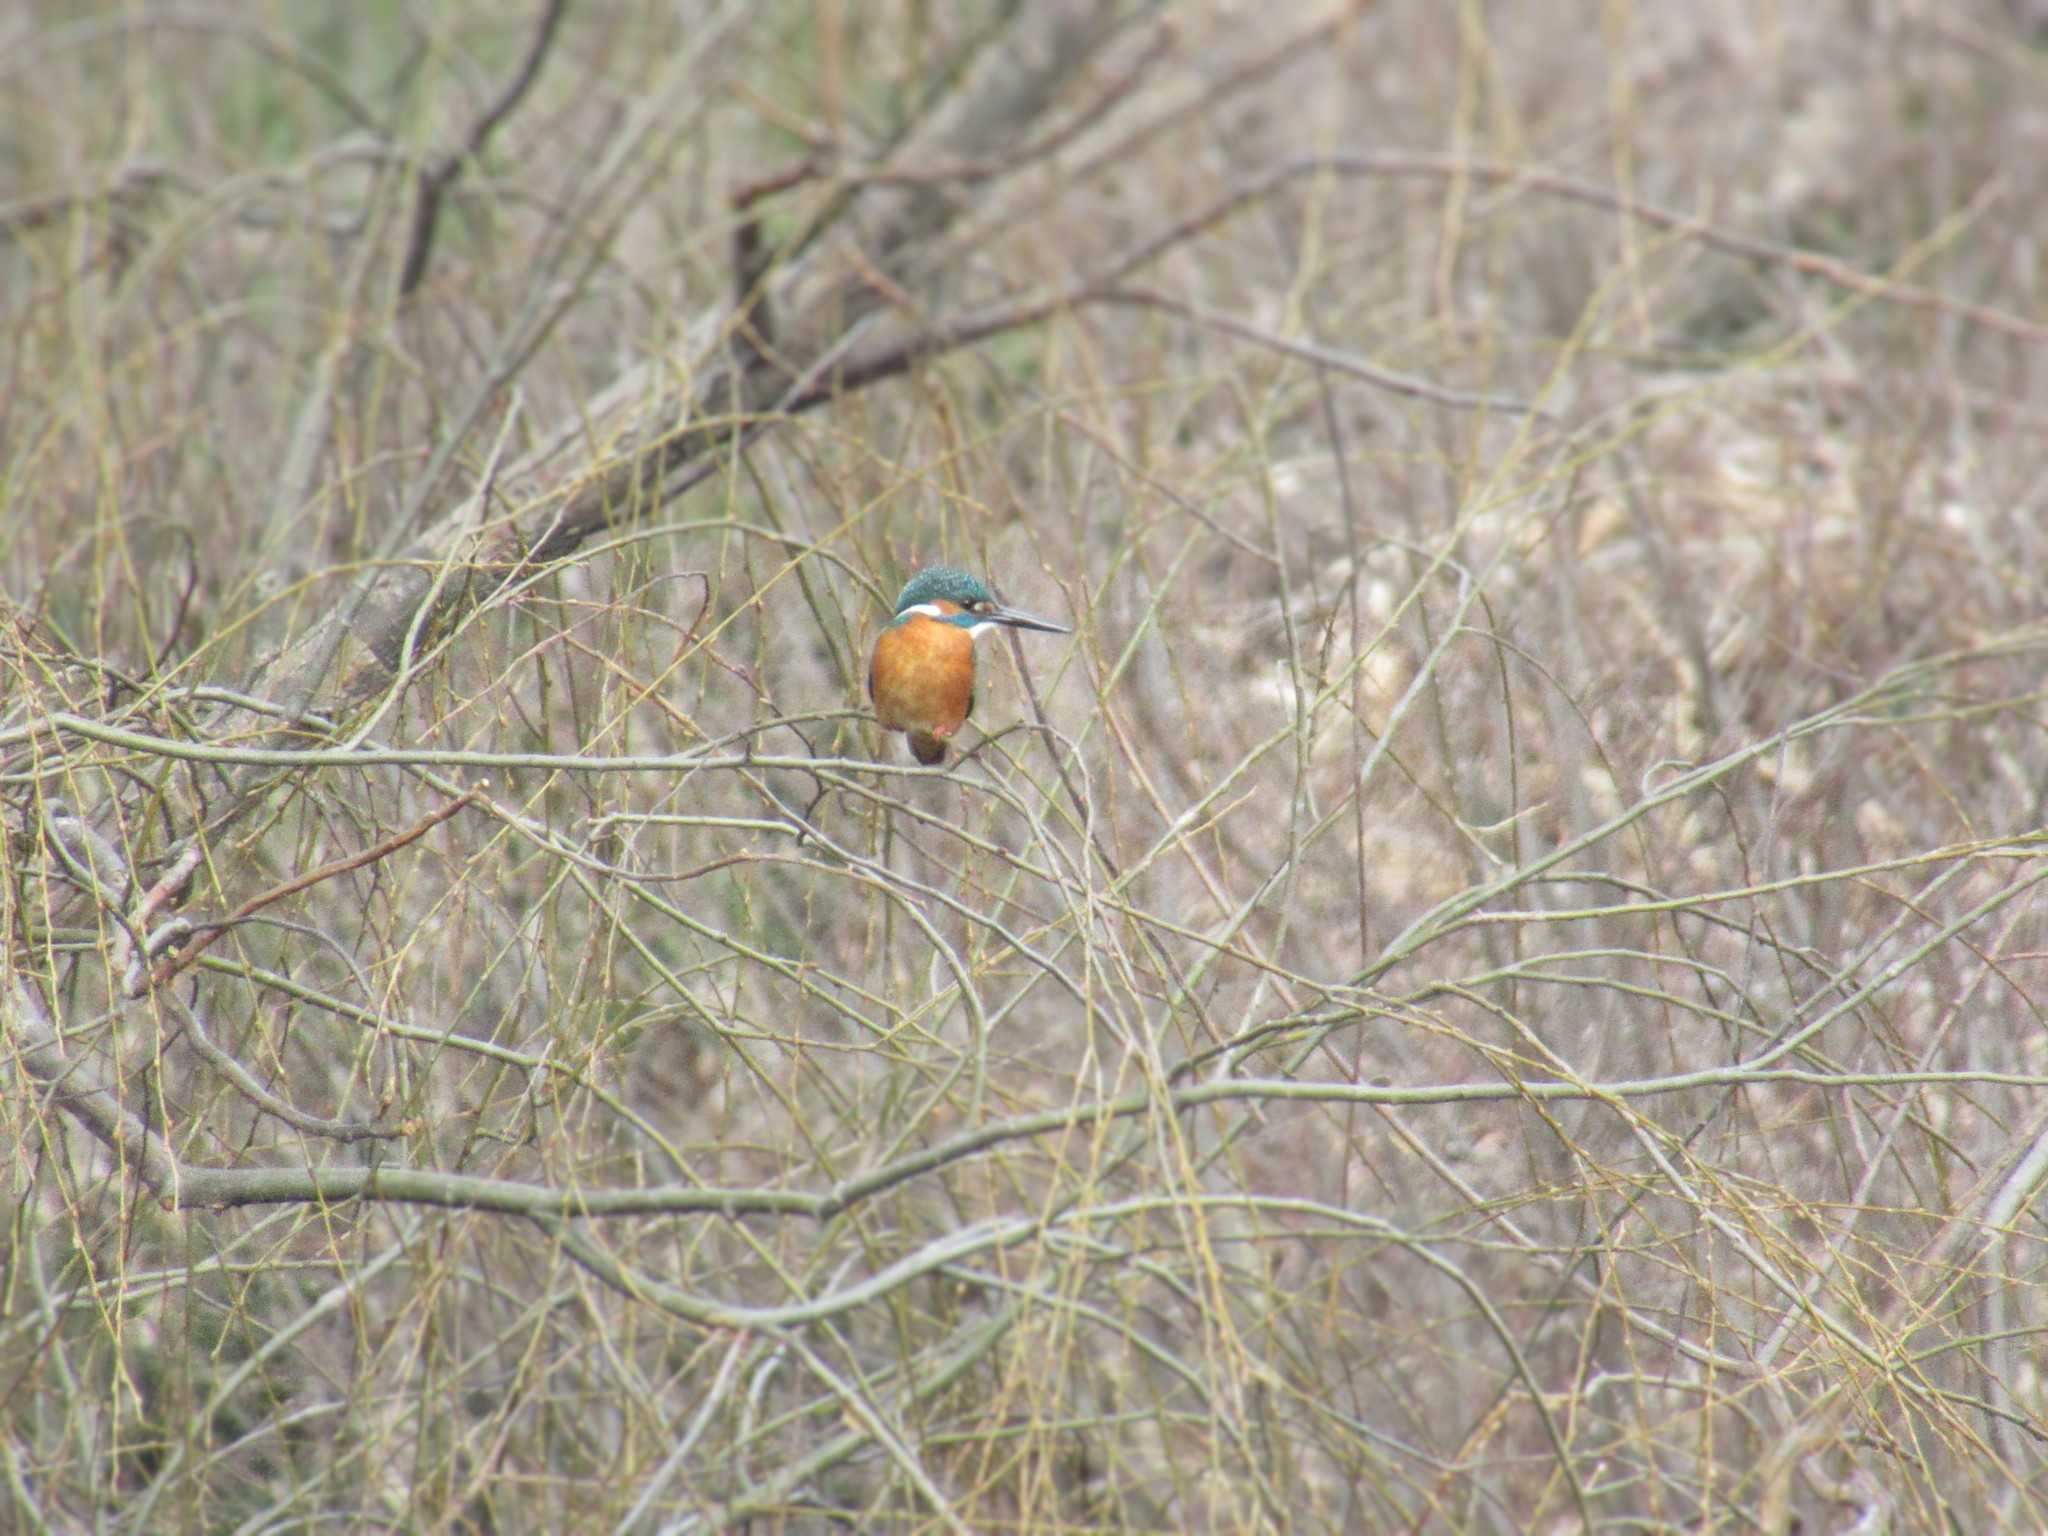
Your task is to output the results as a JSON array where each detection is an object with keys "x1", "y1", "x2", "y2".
[{"x1": 869, "y1": 609, "x2": 977, "y2": 740}]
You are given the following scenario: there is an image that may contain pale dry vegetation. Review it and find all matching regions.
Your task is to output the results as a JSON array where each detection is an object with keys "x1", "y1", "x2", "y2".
[{"x1": 6, "y1": 2, "x2": 2048, "y2": 1531}]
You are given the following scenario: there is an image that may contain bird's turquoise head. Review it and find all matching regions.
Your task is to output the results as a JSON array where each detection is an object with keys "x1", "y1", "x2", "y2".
[
  {"x1": 894, "y1": 567, "x2": 993, "y2": 615},
  {"x1": 889, "y1": 566, "x2": 1071, "y2": 635}
]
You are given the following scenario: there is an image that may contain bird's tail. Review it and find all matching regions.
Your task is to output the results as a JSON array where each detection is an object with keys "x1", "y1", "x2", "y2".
[{"x1": 908, "y1": 732, "x2": 948, "y2": 766}]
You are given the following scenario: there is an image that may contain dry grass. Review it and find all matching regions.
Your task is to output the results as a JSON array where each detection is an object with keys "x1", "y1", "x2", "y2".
[{"x1": 6, "y1": 2, "x2": 2048, "y2": 1530}]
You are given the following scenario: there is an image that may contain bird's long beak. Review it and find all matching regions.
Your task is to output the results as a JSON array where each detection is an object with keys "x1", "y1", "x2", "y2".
[{"x1": 988, "y1": 603, "x2": 1071, "y2": 635}]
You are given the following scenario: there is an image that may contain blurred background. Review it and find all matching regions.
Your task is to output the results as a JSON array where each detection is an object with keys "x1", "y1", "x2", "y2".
[{"x1": 6, "y1": 1, "x2": 2048, "y2": 1529}]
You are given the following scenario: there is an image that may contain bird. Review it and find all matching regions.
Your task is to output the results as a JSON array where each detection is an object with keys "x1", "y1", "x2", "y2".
[{"x1": 868, "y1": 566, "x2": 1070, "y2": 765}]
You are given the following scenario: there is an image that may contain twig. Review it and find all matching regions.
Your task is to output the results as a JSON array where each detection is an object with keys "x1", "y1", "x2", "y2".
[
  {"x1": 165, "y1": 993, "x2": 404, "y2": 1143},
  {"x1": 398, "y1": 0, "x2": 568, "y2": 296},
  {"x1": 1107, "y1": 283, "x2": 1549, "y2": 417},
  {"x1": 142, "y1": 788, "x2": 479, "y2": 992}
]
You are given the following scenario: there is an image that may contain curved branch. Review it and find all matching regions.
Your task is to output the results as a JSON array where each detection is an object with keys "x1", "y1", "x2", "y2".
[{"x1": 398, "y1": 0, "x2": 568, "y2": 296}]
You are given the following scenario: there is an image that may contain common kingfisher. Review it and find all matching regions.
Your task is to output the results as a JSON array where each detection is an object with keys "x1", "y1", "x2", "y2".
[{"x1": 868, "y1": 566, "x2": 1070, "y2": 764}]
